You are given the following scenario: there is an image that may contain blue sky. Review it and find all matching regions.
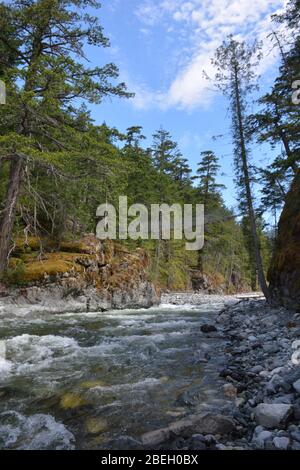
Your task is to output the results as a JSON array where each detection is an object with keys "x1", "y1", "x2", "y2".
[{"x1": 85, "y1": 0, "x2": 286, "y2": 210}]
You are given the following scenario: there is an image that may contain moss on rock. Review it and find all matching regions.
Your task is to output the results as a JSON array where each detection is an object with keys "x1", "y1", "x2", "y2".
[
  {"x1": 60, "y1": 392, "x2": 87, "y2": 409},
  {"x1": 8, "y1": 252, "x2": 88, "y2": 283},
  {"x1": 5, "y1": 236, "x2": 157, "y2": 302}
]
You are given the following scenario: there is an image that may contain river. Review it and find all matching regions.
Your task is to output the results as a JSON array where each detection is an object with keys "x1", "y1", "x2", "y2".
[{"x1": 0, "y1": 296, "x2": 234, "y2": 450}]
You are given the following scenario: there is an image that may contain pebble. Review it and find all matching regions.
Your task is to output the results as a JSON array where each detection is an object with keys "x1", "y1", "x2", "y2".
[
  {"x1": 248, "y1": 335, "x2": 258, "y2": 342},
  {"x1": 263, "y1": 343, "x2": 280, "y2": 354},
  {"x1": 223, "y1": 383, "x2": 237, "y2": 398},
  {"x1": 250, "y1": 365, "x2": 264, "y2": 373}
]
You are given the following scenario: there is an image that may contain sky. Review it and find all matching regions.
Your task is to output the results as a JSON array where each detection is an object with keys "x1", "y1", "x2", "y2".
[{"x1": 85, "y1": 0, "x2": 287, "y2": 211}]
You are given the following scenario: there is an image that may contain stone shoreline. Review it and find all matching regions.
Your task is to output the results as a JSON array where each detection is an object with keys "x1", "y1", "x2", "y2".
[{"x1": 137, "y1": 296, "x2": 300, "y2": 450}]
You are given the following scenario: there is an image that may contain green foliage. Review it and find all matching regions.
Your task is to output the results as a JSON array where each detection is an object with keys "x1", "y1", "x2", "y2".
[
  {"x1": 3, "y1": 259, "x2": 25, "y2": 285},
  {"x1": 0, "y1": 0, "x2": 288, "y2": 293},
  {"x1": 195, "y1": 151, "x2": 225, "y2": 204}
]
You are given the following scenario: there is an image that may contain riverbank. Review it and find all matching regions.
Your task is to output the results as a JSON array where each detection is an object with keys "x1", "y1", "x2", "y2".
[
  {"x1": 0, "y1": 282, "x2": 159, "y2": 315},
  {"x1": 0, "y1": 236, "x2": 160, "y2": 313},
  {"x1": 146, "y1": 295, "x2": 300, "y2": 450}
]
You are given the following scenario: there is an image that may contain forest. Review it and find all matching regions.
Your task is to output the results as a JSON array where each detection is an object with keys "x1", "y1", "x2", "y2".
[{"x1": 0, "y1": 0, "x2": 299, "y2": 299}]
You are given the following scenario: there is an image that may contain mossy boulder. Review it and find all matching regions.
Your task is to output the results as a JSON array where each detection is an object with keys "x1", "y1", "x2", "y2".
[
  {"x1": 13, "y1": 236, "x2": 44, "y2": 254},
  {"x1": 268, "y1": 171, "x2": 300, "y2": 311},
  {"x1": 8, "y1": 252, "x2": 89, "y2": 283},
  {"x1": 85, "y1": 417, "x2": 108, "y2": 435},
  {"x1": 6, "y1": 236, "x2": 159, "y2": 307},
  {"x1": 60, "y1": 392, "x2": 87, "y2": 409}
]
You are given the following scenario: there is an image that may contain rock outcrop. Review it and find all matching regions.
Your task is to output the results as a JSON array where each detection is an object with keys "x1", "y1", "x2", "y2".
[
  {"x1": 269, "y1": 171, "x2": 300, "y2": 311},
  {"x1": 190, "y1": 270, "x2": 248, "y2": 294},
  {"x1": 1, "y1": 236, "x2": 160, "y2": 311}
]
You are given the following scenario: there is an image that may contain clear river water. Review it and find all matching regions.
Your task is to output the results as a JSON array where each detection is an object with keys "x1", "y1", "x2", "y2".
[{"x1": 0, "y1": 299, "x2": 229, "y2": 449}]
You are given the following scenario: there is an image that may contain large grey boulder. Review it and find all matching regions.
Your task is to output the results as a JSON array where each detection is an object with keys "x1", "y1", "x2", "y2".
[
  {"x1": 273, "y1": 436, "x2": 290, "y2": 450},
  {"x1": 141, "y1": 413, "x2": 236, "y2": 447},
  {"x1": 293, "y1": 379, "x2": 300, "y2": 394},
  {"x1": 254, "y1": 404, "x2": 293, "y2": 429}
]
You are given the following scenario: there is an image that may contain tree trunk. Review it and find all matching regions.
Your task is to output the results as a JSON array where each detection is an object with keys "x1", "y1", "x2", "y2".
[
  {"x1": 166, "y1": 240, "x2": 172, "y2": 290},
  {"x1": 197, "y1": 191, "x2": 208, "y2": 273},
  {"x1": 233, "y1": 65, "x2": 271, "y2": 302},
  {"x1": 197, "y1": 249, "x2": 204, "y2": 272},
  {"x1": 278, "y1": 127, "x2": 298, "y2": 174},
  {"x1": 0, "y1": 155, "x2": 24, "y2": 275},
  {"x1": 154, "y1": 212, "x2": 162, "y2": 282}
]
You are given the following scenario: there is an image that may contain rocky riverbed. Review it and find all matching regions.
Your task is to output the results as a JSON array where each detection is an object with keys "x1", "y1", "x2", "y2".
[{"x1": 151, "y1": 294, "x2": 300, "y2": 450}]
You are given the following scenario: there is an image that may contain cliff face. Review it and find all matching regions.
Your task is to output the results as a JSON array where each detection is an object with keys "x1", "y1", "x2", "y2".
[
  {"x1": 268, "y1": 171, "x2": 300, "y2": 311},
  {"x1": 1, "y1": 236, "x2": 160, "y2": 311}
]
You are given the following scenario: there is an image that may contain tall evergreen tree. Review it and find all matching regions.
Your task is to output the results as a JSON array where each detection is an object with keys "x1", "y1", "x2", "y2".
[
  {"x1": 196, "y1": 151, "x2": 225, "y2": 204},
  {"x1": 248, "y1": 0, "x2": 300, "y2": 175},
  {"x1": 258, "y1": 164, "x2": 293, "y2": 236},
  {"x1": 0, "y1": 0, "x2": 132, "y2": 275},
  {"x1": 195, "y1": 150, "x2": 225, "y2": 272},
  {"x1": 212, "y1": 36, "x2": 271, "y2": 300}
]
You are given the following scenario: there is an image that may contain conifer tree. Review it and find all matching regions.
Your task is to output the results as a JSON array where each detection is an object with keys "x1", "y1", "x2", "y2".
[
  {"x1": 195, "y1": 150, "x2": 225, "y2": 272},
  {"x1": 212, "y1": 36, "x2": 271, "y2": 300},
  {"x1": 0, "y1": 0, "x2": 132, "y2": 274}
]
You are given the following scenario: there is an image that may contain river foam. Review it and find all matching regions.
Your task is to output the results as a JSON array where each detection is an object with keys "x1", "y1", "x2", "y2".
[{"x1": 0, "y1": 411, "x2": 75, "y2": 450}]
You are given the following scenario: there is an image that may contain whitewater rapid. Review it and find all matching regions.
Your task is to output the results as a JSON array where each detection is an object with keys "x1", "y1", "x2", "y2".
[{"x1": 0, "y1": 297, "x2": 234, "y2": 449}]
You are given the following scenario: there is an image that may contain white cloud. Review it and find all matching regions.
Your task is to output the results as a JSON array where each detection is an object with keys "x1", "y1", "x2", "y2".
[
  {"x1": 135, "y1": 1, "x2": 164, "y2": 26},
  {"x1": 133, "y1": 0, "x2": 287, "y2": 110},
  {"x1": 120, "y1": 76, "x2": 165, "y2": 111}
]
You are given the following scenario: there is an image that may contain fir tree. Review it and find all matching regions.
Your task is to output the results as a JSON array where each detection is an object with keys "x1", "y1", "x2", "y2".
[{"x1": 212, "y1": 36, "x2": 271, "y2": 300}]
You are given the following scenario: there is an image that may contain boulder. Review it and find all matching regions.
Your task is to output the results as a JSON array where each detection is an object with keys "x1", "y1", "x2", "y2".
[
  {"x1": 293, "y1": 379, "x2": 300, "y2": 394},
  {"x1": 201, "y1": 324, "x2": 217, "y2": 333},
  {"x1": 273, "y1": 436, "x2": 290, "y2": 450},
  {"x1": 193, "y1": 413, "x2": 236, "y2": 435},
  {"x1": 141, "y1": 413, "x2": 236, "y2": 447},
  {"x1": 254, "y1": 404, "x2": 293, "y2": 429},
  {"x1": 252, "y1": 430, "x2": 273, "y2": 449}
]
